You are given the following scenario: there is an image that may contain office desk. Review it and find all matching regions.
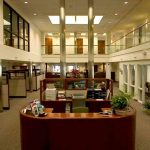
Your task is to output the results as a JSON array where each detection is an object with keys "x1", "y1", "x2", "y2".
[{"x1": 20, "y1": 105, "x2": 136, "y2": 150}]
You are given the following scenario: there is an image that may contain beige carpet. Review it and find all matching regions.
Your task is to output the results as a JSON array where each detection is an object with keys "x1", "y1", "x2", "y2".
[{"x1": 0, "y1": 87, "x2": 150, "y2": 150}]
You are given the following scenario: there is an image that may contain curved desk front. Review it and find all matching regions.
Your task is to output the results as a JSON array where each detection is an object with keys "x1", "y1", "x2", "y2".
[{"x1": 20, "y1": 107, "x2": 136, "y2": 150}]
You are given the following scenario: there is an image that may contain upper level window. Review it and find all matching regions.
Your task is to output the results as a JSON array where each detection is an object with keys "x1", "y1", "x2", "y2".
[{"x1": 3, "y1": 2, "x2": 30, "y2": 52}]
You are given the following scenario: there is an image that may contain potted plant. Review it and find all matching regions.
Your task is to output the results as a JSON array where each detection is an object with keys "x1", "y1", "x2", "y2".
[
  {"x1": 143, "y1": 101, "x2": 150, "y2": 115},
  {"x1": 111, "y1": 91, "x2": 132, "y2": 115}
]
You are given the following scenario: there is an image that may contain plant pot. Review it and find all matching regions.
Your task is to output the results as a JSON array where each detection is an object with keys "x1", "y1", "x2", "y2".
[{"x1": 114, "y1": 107, "x2": 130, "y2": 115}]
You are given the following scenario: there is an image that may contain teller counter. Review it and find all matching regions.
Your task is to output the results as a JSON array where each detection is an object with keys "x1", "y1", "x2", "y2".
[{"x1": 20, "y1": 106, "x2": 136, "y2": 150}]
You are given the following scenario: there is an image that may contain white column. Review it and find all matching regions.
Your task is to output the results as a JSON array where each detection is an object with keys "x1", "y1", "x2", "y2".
[
  {"x1": 88, "y1": 0, "x2": 94, "y2": 78},
  {"x1": 127, "y1": 64, "x2": 130, "y2": 93},
  {"x1": 60, "y1": 0, "x2": 66, "y2": 78},
  {"x1": 106, "y1": 63, "x2": 111, "y2": 79},
  {"x1": 134, "y1": 64, "x2": 138, "y2": 100},
  {"x1": 119, "y1": 63, "x2": 124, "y2": 91},
  {"x1": 142, "y1": 65, "x2": 146, "y2": 102}
]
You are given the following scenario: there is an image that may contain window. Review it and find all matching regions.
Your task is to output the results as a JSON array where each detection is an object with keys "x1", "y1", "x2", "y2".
[{"x1": 3, "y1": 2, "x2": 30, "y2": 51}]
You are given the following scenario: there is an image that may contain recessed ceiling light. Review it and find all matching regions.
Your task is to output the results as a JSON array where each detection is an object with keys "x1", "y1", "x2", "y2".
[
  {"x1": 108, "y1": 21, "x2": 112, "y2": 24},
  {"x1": 33, "y1": 13, "x2": 37, "y2": 16},
  {"x1": 115, "y1": 13, "x2": 118, "y2": 16},
  {"x1": 103, "y1": 33, "x2": 106, "y2": 36},
  {"x1": 124, "y1": 1, "x2": 128, "y2": 4},
  {"x1": 24, "y1": 1, "x2": 28, "y2": 4}
]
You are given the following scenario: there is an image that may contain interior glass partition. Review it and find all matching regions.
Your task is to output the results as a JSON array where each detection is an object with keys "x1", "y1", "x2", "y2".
[{"x1": 109, "y1": 21, "x2": 150, "y2": 53}]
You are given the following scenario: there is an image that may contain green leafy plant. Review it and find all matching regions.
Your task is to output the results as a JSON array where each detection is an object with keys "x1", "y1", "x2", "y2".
[
  {"x1": 111, "y1": 91, "x2": 132, "y2": 110},
  {"x1": 143, "y1": 101, "x2": 150, "y2": 109}
]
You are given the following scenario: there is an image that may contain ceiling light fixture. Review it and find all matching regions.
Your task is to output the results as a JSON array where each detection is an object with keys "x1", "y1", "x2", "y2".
[
  {"x1": 33, "y1": 13, "x2": 37, "y2": 16},
  {"x1": 115, "y1": 13, "x2": 118, "y2": 16},
  {"x1": 48, "y1": 15, "x2": 103, "y2": 24},
  {"x1": 24, "y1": 1, "x2": 28, "y2": 4},
  {"x1": 124, "y1": 1, "x2": 128, "y2": 4}
]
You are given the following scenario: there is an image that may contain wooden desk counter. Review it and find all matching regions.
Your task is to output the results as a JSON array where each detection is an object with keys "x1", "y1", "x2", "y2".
[{"x1": 20, "y1": 106, "x2": 136, "y2": 150}]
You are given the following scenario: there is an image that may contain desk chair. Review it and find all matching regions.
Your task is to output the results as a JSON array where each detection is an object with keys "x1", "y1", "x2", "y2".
[{"x1": 72, "y1": 107, "x2": 89, "y2": 113}]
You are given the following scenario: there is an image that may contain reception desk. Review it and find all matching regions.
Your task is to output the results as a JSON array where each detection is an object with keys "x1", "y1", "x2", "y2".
[{"x1": 20, "y1": 106, "x2": 136, "y2": 150}]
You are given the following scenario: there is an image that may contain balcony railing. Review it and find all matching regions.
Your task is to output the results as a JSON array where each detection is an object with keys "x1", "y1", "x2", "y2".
[
  {"x1": 108, "y1": 22, "x2": 150, "y2": 54},
  {"x1": 41, "y1": 45, "x2": 108, "y2": 55}
]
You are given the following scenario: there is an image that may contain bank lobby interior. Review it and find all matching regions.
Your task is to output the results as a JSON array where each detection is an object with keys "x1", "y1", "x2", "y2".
[{"x1": 1, "y1": 0, "x2": 150, "y2": 150}]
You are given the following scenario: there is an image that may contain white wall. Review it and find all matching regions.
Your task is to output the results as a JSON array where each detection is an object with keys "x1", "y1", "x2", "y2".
[{"x1": 30, "y1": 24, "x2": 41, "y2": 56}]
